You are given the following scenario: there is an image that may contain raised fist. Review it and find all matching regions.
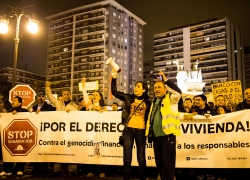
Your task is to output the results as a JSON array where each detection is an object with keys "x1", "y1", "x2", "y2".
[
  {"x1": 81, "y1": 78, "x2": 86, "y2": 87},
  {"x1": 46, "y1": 81, "x2": 51, "y2": 88}
]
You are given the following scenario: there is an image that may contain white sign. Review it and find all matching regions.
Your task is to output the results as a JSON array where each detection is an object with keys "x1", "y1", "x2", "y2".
[{"x1": 78, "y1": 81, "x2": 99, "y2": 91}]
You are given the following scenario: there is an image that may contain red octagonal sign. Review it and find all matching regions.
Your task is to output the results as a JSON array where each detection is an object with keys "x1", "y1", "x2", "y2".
[
  {"x1": 3, "y1": 119, "x2": 38, "y2": 156},
  {"x1": 9, "y1": 85, "x2": 36, "y2": 108}
]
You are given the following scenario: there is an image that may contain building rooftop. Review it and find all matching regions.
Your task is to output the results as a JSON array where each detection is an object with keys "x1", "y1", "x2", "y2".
[{"x1": 46, "y1": 0, "x2": 146, "y2": 26}]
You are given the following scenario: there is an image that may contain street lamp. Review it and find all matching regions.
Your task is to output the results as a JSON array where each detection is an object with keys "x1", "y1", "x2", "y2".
[{"x1": 0, "y1": 5, "x2": 39, "y2": 87}]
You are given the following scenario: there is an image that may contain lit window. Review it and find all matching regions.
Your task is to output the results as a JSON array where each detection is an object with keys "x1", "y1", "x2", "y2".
[
  {"x1": 124, "y1": 38, "x2": 127, "y2": 43},
  {"x1": 113, "y1": 12, "x2": 116, "y2": 17},
  {"x1": 113, "y1": 34, "x2": 116, "y2": 38},
  {"x1": 112, "y1": 49, "x2": 116, "y2": 54},
  {"x1": 63, "y1": 47, "x2": 68, "y2": 52},
  {"x1": 139, "y1": 68, "x2": 142, "y2": 71}
]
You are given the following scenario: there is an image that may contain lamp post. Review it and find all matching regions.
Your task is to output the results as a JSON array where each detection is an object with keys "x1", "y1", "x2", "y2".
[{"x1": 0, "y1": 5, "x2": 39, "y2": 87}]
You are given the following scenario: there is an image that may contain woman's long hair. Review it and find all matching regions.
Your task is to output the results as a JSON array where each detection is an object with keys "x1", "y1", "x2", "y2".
[
  {"x1": 94, "y1": 91, "x2": 105, "y2": 107},
  {"x1": 134, "y1": 81, "x2": 149, "y2": 100}
]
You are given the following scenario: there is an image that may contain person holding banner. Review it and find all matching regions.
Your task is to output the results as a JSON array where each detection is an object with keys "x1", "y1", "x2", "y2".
[
  {"x1": 145, "y1": 71, "x2": 181, "y2": 180},
  {"x1": 110, "y1": 69, "x2": 151, "y2": 180},
  {"x1": 194, "y1": 95, "x2": 212, "y2": 116},
  {"x1": 211, "y1": 95, "x2": 231, "y2": 115},
  {"x1": 32, "y1": 91, "x2": 56, "y2": 113},
  {"x1": 45, "y1": 82, "x2": 79, "y2": 176},
  {"x1": 81, "y1": 78, "x2": 108, "y2": 178},
  {"x1": 1, "y1": 96, "x2": 28, "y2": 176}
]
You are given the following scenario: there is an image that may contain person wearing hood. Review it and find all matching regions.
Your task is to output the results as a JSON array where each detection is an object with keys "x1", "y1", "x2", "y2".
[{"x1": 110, "y1": 69, "x2": 151, "y2": 180}]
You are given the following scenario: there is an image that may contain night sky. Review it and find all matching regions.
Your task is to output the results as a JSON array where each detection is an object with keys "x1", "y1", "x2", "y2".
[{"x1": 0, "y1": 0, "x2": 249, "y2": 75}]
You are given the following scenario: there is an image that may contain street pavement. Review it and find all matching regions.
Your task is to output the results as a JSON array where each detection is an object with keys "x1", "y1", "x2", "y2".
[{"x1": 0, "y1": 164, "x2": 158, "y2": 180}]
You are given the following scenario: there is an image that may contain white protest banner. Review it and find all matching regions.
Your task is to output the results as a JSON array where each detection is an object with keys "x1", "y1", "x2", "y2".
[
  {"x1": 1, "y1": 111, "x2": 250, "y2": 168},
  {"x1": 211, "y1": 80, "x2": 243, "y2": 106},
  {"x1": 0, "y1": 111, "x2": 155, "y2": 166},
  {"x1": 177, "y1": 110, "x2": 250, "y2": 168}
]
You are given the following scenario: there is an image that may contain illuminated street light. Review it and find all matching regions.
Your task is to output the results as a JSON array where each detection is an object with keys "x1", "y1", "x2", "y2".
[
  {"x1": 0, "y1": 5, "x2": 39, "y2": 87},
  {"x1": 28, "y1": 19, "x2": 39, "y2": 34},
  {"x1": 0, "y1": 19, "x2": 9, "y2": 34}
]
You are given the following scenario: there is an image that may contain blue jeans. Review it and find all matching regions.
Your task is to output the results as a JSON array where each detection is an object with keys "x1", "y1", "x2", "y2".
[{"x1": 122, "y1": 127, "x2": 146, "y2": 180}]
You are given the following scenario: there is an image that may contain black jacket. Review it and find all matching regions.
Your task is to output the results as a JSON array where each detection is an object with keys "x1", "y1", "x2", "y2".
[
  {"x1": 236, "y1": 99, "x2": 250, "y2": 111},
  {"x1": 196, "y1": 104, "x2": 212, "y2": 115},
  {"x1": 111, "y1": 78, "x2": 151, "y2": 125},
  {"x1": 9, "y1": 106, "x2": 28, "y2": 112},
  {"x1": 32, "y1": 102, "x2": 56, "y2": 112}
]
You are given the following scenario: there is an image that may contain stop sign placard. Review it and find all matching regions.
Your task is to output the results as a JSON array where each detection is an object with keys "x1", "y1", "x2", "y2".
[
  {"x1": 3, "y1": 119, "x2": 37, "y2": 156},
  {"x1": 9, "y1": 85, "x2": 36, "y2": 108}
]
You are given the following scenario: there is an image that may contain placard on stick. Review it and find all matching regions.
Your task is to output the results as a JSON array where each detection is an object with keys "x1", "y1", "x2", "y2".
[{"x1": 211, "y1": 80, "x2": 243, "y2": 106}]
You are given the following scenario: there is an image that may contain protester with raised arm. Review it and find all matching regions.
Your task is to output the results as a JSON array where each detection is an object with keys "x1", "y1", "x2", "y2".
[
  {"x1": 146, "y1": 71, "x2": 181, "y2": 180},
  {"x1": 110, "y1": 69, "x2": 151, "y2": 180},
  {"x1": 81, "y1": 78, "x2": 107, "y2": 178},
  {"x1": 45, "y1": 81, "x2": 79, "y2": 176}
]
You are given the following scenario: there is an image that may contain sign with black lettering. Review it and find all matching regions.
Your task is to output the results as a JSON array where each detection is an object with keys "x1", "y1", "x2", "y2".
[{"x1": 211, "y1": 80, "x2": 243, "y2": 106}]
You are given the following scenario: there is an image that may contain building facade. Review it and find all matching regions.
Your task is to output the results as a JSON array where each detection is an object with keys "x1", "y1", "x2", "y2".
[
  {"x1": 153, "y1": 18, "x2": 245, "y2": 93},
  {"x1": 0, "y1": 67, "x2": 46, "y2": 93},
  {"x1": 143, "y1": 60, "x2": 154, "y2": 100},
  {"x1": 244, "y1": 46, "x2": 250, "y2": 89},
  {"x1": 46, "y1": 0, "x2": 145, "y2": 105}
]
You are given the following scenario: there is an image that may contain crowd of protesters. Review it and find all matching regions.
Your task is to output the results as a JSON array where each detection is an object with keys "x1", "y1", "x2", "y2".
[{"x1": 0, "y1": 76, "x2": 250, "y2": 179}]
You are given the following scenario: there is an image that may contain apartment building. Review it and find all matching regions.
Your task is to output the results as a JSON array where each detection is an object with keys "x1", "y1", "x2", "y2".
[
  {"x1": 0, "y1": 67, "x2": 46, "y2": 92},
  {"x1": 46, "y1": 0, "x2": 145, "y2": 105},
  {"x1": 153, "y1": 18, "x2": 245, "y2": 93}
]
